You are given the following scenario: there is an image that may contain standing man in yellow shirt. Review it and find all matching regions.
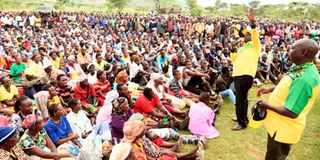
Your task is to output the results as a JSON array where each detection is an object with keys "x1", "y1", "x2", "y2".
[
  {"x1": 257, "y1": 39, "x2": 320, "y2": 160},
  {"x1": 231, "y1": 8, "x2": 262, "y2": 130}
]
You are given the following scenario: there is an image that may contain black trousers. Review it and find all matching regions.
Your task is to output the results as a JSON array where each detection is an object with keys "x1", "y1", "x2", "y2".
[
  {"x1": 234, "y1": 75, "x2": 253, "y2": 127},
  {"x1": 185, "y1": 76, "x2": 203, "y2": 95},
  {"x1": 131, "y1": 72, "x2": 147, "y2": 86},
  {"x1": 266, "y1": 133, "x2": 291, "y2": 160}
]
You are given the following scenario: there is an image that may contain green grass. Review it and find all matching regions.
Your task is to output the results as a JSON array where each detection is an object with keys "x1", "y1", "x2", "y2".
[{"x1": 179, "y1": 85, "x2": 320, "y2": 160}]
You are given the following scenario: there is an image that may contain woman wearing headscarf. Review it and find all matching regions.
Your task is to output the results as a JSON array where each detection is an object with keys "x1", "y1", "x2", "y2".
[
  {"x1": 73, "y1": 76, "x2": 98, "y2": 114},
  {"x1": 65, "y1": 55, "x2": 85, "y2": 81},
  {"x1": 146, "y1": 73, "x2": 187, "y2": 117},
  {"x1": 122, "y1": 120, "x2": 147, "y2": 160},
  {"x1": 0, "y1": 126, "x2": 30, "y2": 160},
  {"x1": 9, "y1": 95, "x2": 41, "y2": 137},
  {"x1": 110, "y1": 97, "x2": 133, "y2": 143},
  {"x1": 19, "y1": 114, "x2": 72, "y2": 159},
  {"x1": 115, "y1": 69, "x2": 143, "y2": 97}
]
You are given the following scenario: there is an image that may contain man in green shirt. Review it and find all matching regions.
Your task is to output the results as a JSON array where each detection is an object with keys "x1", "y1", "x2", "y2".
[
  {"x1": 257, "y1": 39, "x2": 320, "y2": 159},
  {"x1": 10, "y1": 55, "x2": 26, "y2": 84}
]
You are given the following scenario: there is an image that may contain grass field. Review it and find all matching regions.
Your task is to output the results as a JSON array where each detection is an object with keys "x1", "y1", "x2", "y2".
[{"x1": 179, "y1": 85, "x2": 320, "y2": 160}]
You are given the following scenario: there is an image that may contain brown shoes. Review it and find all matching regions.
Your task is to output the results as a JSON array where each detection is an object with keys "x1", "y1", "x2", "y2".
[{"x1": 232, "y1": 124, "x2": 247, "y2": 131}]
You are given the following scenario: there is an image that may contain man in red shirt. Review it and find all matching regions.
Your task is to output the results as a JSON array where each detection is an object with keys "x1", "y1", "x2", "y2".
[
  {"x1": 134, "y1": 87, "x2": 173, "y2": 120},
  {"x1": 74, "y1": 76, "x2": 97, "y2": 114}
]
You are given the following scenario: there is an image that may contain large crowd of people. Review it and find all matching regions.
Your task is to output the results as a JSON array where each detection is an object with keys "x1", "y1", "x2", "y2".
[{"x1": 0, "y1": 8, "x2": 320, "y2": 160}]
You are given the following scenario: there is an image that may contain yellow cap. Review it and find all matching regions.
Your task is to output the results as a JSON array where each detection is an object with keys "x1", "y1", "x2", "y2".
[
  {"x1": 248, "y1": 114, "x2": 263, "y2": 128},
  {"x1": 242, "y1": 27, "x2": 252, "y2": 35}
]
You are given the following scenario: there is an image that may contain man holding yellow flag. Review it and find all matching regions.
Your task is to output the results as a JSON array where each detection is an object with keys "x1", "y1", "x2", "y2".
[{"x1": 231, "y1": 8, "x2": 262, "y2": 130}]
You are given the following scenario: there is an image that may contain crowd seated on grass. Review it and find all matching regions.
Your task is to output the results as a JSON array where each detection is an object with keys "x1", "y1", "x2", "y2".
[{"x1": 0, "y1": 11, "x2": 319, "y2": 160}]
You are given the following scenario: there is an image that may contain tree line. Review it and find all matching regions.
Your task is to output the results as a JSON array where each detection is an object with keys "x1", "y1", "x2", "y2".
[{"x1": 46, "y1": 0, "x2": 320, "y2": 21}]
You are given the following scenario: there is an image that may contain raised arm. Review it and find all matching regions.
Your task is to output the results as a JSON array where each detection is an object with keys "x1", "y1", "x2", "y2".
[{"x1": 247, "y1": 8, "x2": 261, "y2": 51}]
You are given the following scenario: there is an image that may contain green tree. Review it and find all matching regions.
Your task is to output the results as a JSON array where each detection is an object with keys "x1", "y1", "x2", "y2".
[
  {"x1": 229, "y1": 4, "x2": 249, "y2": 18},
  {"x1": 248, "y1": 0, "x2": 261, "y2": 8},
  {"x1": 0, "y1": 0, "x2": 3, "y2": 9},
  {"x1": 106, "y1": 0, "x2": 130, "y2": 12},
  {"x1": 185, "y1": 0, "x2": 197, "y2": 10},
  {"x1": 203, "y1": 1, "x2": 320, "y2": 21},
  {"x1": 190, "y1": 6, "x2": 204, "y2": 17},
  {"x1": 287, "y1": 2, "x2": 309, "y2": 20},
  {"x1": 206, "y1": 0, "x2": 228, "y2": 17},
  {"x1": 154, "y1": 0, "x2": 176, "y2": 11},
  {"x1": 307, "y1": 6, "x2": 320, "y2": 21},
  {"x1": 57, "y1": 0, "x2": 70, "y2": 5}
]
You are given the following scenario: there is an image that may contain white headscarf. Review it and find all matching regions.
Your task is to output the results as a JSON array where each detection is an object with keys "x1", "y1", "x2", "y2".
[{"x1": 147, "y1": 73, "x2": 163, "y2": 86}]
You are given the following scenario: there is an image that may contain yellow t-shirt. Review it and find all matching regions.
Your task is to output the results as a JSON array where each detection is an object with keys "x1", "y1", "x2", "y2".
[
  {"x1": 0, "y1": 85, "x2": 18, "y2": 102},
  {"x1": 94, "y1": 60, "x2": 108, "y2": 71},
  {"x1": 28, "y1": 62, "x2": 45, "y2": 77},
  {"x1": 51, "y1": 58, "x2": 61, "y2": 69},
  {"x1": 0, "y1": 85, "x2": 18, "y2": 112},
  {"x1": 264, "y1": 63, "x2": 320, "y2": 144},
  {"x1": 232, "y1": 29, "x2": 261, "y2": 77}
]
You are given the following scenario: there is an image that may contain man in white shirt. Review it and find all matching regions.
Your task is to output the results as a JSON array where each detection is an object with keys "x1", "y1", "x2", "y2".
[
  {"x1": 29, "y1": 14, "x2": 36, "y2": 27},
  {"x1": 130, "y1": 55, "x2": 149, "y2": 85},
  {"x1": 66, "y1": 98, "x2": 93, "y2": 139}
]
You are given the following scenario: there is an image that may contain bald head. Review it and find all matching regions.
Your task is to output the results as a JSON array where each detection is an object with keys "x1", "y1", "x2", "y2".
[
  {"x1": 295, "y1": 39, "x2": 318, "y2": 55},
  {"x1": 289, "y1": 39, "x2": 319, "y2": 65}
]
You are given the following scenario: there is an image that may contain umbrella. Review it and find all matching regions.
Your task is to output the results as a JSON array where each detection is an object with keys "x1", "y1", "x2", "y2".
[{"x1": 36, "y1": 5, "x2": 54, "y2": 11}]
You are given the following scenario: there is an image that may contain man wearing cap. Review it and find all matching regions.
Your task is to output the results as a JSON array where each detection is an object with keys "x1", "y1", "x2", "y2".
[
  {"x1": 231, "y1": 8, "x2": 262, "y2": 130},
  {"x1": 257, "y1": 39, "x2": 320, "y2": 159}
]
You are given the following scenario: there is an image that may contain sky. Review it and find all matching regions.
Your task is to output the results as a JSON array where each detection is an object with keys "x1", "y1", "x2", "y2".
[{"x1": 197, "y1": 0, "x2": 320, "y2": 7}]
